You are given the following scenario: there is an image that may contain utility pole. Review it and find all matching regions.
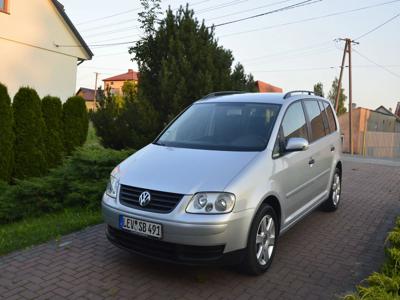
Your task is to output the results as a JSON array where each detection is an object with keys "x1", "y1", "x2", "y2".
[
  {"x1": 335, "y1": 38, "x2": 359, "y2": 155},
  {"x1": 335, "y1": 41, "x2": 348, "y2": 112},
  {"x1": 93, "y1": 72, "x2": 99, "y2": 110},
  {"x1": 348, "y1": 39, "x2": 353, "y2": 155}
]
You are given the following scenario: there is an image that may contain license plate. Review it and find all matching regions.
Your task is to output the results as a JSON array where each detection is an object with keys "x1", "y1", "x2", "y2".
[{"x1": 119, "y1": 215, "x2": 162, "y2": 239}]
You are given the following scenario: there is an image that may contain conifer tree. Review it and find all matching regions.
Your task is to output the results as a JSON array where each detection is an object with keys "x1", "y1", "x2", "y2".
[
  {"x1": 13, "y1": 87, "x2": 47, "y2": 179},
  {"x1": 42, "y1": 96, "x2": 64, "y2": 168},
  {"x1": 0, "y1": 83, "x2": 14, "y2": 182},
  {"x1": 63, "y1": 96, "x2": 89, "y2": 155}
]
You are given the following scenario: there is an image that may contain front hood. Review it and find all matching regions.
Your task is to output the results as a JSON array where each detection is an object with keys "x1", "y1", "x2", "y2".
[{"x1": 118, "y1": 144, "x2": 259, "y2": 194}]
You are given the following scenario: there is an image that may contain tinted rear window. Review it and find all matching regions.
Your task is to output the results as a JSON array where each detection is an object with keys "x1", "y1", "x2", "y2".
[
  {"x1": 303, "y1": 100, "x2": 326, "y2": 142},
  {"x1": 322, "y1": 101, "x2": 337, "y2": 132}
]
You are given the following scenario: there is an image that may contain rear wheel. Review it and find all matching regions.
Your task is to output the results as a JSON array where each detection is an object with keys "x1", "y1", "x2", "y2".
[
  {"x1": 240, "y1": 204, "x2": 278, "y2": 275},
  {"x1": 321, "y1": 167, "x2": 341, "y2": 211}
]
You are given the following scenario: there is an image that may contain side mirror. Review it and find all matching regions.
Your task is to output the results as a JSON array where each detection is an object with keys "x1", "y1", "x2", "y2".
[{"x1": 285, "y1": 137, "x2": 309, "y2": 152}]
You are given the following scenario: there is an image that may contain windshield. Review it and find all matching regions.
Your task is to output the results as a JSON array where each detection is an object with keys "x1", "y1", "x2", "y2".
[{"x1": 155, "y1": 102, "x2": 281, "y2": 151}]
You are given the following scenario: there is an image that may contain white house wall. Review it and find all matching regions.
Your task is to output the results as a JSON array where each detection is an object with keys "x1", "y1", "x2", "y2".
[
  {"x1": 0, "y1": 0, "x2": 90, "y2": 100},
  {"x1": 0, "y1": 40, "x2": 77, "y2": 100}
]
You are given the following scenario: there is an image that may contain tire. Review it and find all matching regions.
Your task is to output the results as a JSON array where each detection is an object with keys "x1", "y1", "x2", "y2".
[
  {"x1": 240, "y1": 204, "x2": 278, "y2": 275},
  {"x1": 321, "y1": 167, "x2": 342, "y2": 212}
]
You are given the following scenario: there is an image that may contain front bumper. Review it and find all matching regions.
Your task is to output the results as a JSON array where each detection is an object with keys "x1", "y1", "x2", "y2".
[
  {"x1": 106, "y1": 225, "x2": 244, "y2": 265},
  {"x1": 102, "y1": 193, "x2": 254, "y2": 257}
]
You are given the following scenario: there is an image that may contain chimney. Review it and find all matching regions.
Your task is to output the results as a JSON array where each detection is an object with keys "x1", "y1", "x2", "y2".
[
  {"x1": 352, "y1": 103, "x2": 357, "y2": 109},
  {"x1": 128, "y1": 69, "x2": 133, "y2": 73}
]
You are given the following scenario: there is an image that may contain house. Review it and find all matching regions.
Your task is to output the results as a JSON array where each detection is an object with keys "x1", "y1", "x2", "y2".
[
  {"x1": 395, "y1": 102, "x2": 400, "y2": 118},
  {"x1": 0, "y1": 0, "x2": 93, "y2": 100},
  {"x1": 103, "y1": 69, "x2": 139, "y2": 95},
  {"x1": 338, "y1": 106, "x2": 400, "y2": 157},
  {"x1": 255, "y1": 80, "x2": 283, "y2": 93},
  {"x1": 76, "y1": 87, "x2": 99, "y2": 111}
]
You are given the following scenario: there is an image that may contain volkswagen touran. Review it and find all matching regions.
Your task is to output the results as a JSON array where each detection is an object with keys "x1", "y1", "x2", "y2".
[{"x1": 102, "y1": 91, "x2": 342, "y2": 274}]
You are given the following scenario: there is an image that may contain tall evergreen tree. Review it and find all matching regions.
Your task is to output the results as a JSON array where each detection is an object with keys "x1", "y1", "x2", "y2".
[
  {"x1": 328, "y1": 77, "x2": 347, "y2": 115},
  {"x1": 230, "y1": 63, "x2": 256, "y2": 92},
  {"x1": 13, "y1": 87, "x2": 47, "y2": 179},
  {"x1": 0, "y1": 83, "x2": 14, "y2": 182},
  {"x1": 131, "y1": 2, "x2": 255, "y2": 132},
  {"x1": 313, "y1": 82, "x2": 324, "y2": 97},
  {"x1": 42, "y1": 96, "x2": 64, "y2": 168},
  {"x1": 63, "y1": 96, "x2": 89, "y2": 155}
]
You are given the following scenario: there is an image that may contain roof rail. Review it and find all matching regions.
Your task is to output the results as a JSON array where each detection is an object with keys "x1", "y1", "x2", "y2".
[
  {"x1": 283, "y1": 90, "x2": 315, "y2": 99},
  {"x1": 202, "y1": 91, "x2": 245, "y2": 99}
]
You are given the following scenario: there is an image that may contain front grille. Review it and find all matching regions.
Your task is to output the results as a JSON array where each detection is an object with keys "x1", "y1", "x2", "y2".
[
  {"x1": 119, "y1": 184, "x2": 184, "y2": 213},
  {"x1": 107, "y1": 226, "x2": 225, "y2": 262}
]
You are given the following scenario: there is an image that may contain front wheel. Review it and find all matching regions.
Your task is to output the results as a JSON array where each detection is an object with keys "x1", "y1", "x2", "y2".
[
  {"x1": 321, "y1": 167, "x2": 342, "y2": 212},
  {"x1": 240, "y1": 204, "x2": 278, "y2": 275}
]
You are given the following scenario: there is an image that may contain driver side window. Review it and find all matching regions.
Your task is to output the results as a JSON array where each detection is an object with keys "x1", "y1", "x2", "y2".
[{"x1": 273, "y1": 101, "x2": 309, "y2": 157}]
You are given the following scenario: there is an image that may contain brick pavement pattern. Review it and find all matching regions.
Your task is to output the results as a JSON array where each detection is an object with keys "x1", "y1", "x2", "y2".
[{"x1": 0, "y1": 161, "x2": 399, "y2": 300}]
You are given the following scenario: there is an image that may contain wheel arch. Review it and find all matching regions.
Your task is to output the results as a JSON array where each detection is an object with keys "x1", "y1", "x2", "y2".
[
  {"x1": 261, "y1": 195, "x2": 282, "y2": 234},
  {"x1": 336, "y1": 160, "x2": 342, "y2": 176}
]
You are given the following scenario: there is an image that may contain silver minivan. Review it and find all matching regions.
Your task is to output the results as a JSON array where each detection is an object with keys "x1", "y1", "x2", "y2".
[{"x1": 102, "y1": 91, "x2": 342, "y2": 274}]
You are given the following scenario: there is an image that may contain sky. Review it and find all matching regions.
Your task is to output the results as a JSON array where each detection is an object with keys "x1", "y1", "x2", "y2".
[{"x1": 63, "y1": 0, "x2": 400, "y2": 110}]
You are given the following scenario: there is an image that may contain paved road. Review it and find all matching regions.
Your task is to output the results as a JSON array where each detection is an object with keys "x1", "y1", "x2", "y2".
[{"x1": 1, "y1": 161, "x2": 399, "y2": 300}]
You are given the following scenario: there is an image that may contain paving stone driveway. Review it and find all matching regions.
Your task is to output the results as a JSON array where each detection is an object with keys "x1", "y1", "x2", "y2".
[{"x1": 1, "y1": 160, "x2": 399, "y2": 300}]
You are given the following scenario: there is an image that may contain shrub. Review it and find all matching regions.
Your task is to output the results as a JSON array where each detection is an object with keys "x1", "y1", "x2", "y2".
[
  {"x1": 0, "y1": 145, "x2": 132, "y2": 224},
  {"x1": 0, "y1": 83, "x2": 14, "y2": 182},
  {"x1": 91, "y1": 90, "x2": 158, "y2": 150},
  {"x1": 42, "y1": 96, "x2": 64, "y2": 168},
  {"x1": 13, "y1": 87, "x2": 47, "y2": 179},
  {"x1": 345, "y1": 218, "x2": 400, "y2": 299},
  {"x1": 63, "y1": 96, "x2": 89, "y2": 155}
]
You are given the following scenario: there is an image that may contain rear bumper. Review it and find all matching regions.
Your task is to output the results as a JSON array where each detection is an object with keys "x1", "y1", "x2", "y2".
[{"x1": 106, "y1": 225, "x2": 244, "y2": 266}]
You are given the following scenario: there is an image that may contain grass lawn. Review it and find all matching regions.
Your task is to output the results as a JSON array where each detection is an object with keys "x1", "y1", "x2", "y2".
[{"x1": 0, "y1": 208, "x2": 102, "y2": 256}]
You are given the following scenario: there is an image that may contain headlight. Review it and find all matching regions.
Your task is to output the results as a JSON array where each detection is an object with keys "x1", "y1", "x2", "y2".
[
  {"x1": 106, "y1": 166, "x2": 120, "y2": 198},
  {"x1": 186, "y1": 193, "x2": 235, "y2": 214}
]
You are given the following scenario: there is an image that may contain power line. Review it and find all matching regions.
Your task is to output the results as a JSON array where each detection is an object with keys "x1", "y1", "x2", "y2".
[
  {"x1": 212, "y1": 0, "x2": 322, "y2": 28},
  {"x1": 240, "y1": 41, "x2": 332, "y2": 62},
  {"x1": 207, "y1": 0, "x2": 294, "y2": 21},
  {"x1": 80, "y1": 1, "x2": 251, "y2": 37},
  {"x1": 251, "y1": 64, "x2": 400, "y2": 73},
  {"x1": 77, "y1": 7, "x2": 142, "y2": 26},
  {"x1": 354, "y1": 12, "x2": 400, "y2": 41},
  {"x1": 81, "y1": 19, "x2": 138, "y2": 33},
  {"x1": 352, "y1": 48, "x2": 400, "y2": 78},
  {"x1": 78, "y1": 0, "x2": 245, "y2": 30},
  {"x1": 55, "y1": 40, "x2": 137, "y2": 49},
  {"x1": 197, "y1": 0, "x2": 249, "y2": 14},
  {"x1": 84, "y1": 26, "x2": 140, "y2": 39},
  {"x1": 218, "y1": 0, "x2": 400, "y2": 37},
  {"x1": 86, "y1": 35, "x2": 140, "y2": 44}
]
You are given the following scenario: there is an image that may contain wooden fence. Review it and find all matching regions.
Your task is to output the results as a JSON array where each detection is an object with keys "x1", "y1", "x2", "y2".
[{"x1": 363, "y1": 132, "x2": 400, "y2": 159}]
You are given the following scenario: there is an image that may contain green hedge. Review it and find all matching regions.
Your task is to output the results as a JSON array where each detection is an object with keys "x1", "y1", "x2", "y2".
[
  {"x1": 13, "y1": 87, "x2": 47, "y2": 179},
  {"x1": 42, "y1": 96, "x2": 64, "y2": 168},
  {"x1": 0, "y1": 145, "x2": 132, "y2": 224},
  {"x1": 0, "y1": 83, "x2": 14, "y2": 182},
  {"x1": 345, "y1": 218, "x2": 400, "y2": 299}
]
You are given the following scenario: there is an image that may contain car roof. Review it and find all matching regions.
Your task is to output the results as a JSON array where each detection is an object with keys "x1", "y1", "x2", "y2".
[{"x1": 194, "y1": 92, "x2": 329, "y2": 105}]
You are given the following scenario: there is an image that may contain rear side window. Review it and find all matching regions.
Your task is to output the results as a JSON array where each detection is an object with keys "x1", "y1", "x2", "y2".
[
  {"x1": 303, "y1": 100, "x2": 326, "y2": 142},
  {"x1": 322, "y1": 101, "x2": 337, "y2": 132}
]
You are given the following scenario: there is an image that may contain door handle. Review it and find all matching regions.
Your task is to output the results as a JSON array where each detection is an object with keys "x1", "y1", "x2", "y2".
[
  {"x1": 309, "y1": 158, "x2": 315, "y2": 165},
  {"x1": 330, "y1": 146, "x2": 335, "y2": 152}
]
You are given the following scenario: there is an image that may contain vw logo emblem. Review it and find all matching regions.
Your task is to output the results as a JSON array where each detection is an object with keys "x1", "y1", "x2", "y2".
[{"x1": 139, "y1": 191, "x2": 151, "y2": 207}]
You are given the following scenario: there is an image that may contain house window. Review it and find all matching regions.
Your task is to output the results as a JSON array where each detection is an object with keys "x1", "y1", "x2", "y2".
[{"x1": 0, "y1": 0, "x2": 9, "y2": 13}]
